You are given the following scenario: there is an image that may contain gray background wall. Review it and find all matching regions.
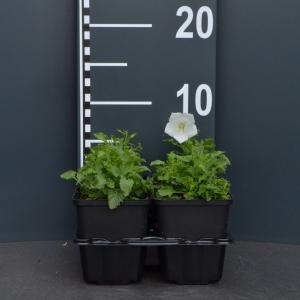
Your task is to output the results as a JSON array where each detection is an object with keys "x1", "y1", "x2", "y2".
[
  {"x1": 0, "y1": 0, "x2": 299, "y2": 243},
  {"x1": 0, "y1": 1, "x2": 77, "y2": 241}
]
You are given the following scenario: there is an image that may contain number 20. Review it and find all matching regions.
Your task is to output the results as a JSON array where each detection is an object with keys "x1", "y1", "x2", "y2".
[{"x1": 176, "y1": 6, "x2": 214, "y2": 39}]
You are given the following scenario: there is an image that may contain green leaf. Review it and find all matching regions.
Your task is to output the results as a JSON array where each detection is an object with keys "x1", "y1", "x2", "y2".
[
  {"x1": 150, "y1": 160, "x2": 165, "y2": 166},
  {"x1": 94, "y1": 132, "x2": 108, "y2": 142},
  {"x1": 110, "y1": 165, "x2": 121, "y2": 177},
  {"x1": 106, "y1": 179, "x2": 115, "y2": 189},
  {"x1": 120, "y1": 178, "x2": 134, "y2": 197},
  {"x1": 107, "y1": 190, "x2": 125, "y2": 209},
  {"x1": 60, "y1": 170, "x2": 76, "y2": 180},
  {"x1": 157, "y1": 186, "x2": 176, "y2": 198},
  {"x1": 95, "y1": 174, "x2": 106, "y2": 189},
  {"x1": 135, "y1": 166, "x2": 150, "y2": 173}
]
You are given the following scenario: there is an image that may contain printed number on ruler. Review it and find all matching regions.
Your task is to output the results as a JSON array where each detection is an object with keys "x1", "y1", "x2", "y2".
[
  {"x1": 177, "y1": 84, "x2": 212, "y2": 116},
  {"x1": 176, "y1": 6, "x2": 214, "y2": 39}
]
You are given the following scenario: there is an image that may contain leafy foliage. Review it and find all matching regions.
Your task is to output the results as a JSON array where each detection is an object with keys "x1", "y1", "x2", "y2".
[
  {"x1": 61, "y1": 131, "x2": 150, "y2": 209},
  {"x1": 151, "y1": 137, "x2": 231, "y2": 201}
]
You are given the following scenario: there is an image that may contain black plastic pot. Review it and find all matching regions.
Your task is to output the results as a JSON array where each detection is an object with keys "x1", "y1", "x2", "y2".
[
  {"x1": 154, "y1": 199, "x2": 232, "y2": 240},
  {"x1": 159, "y1": 245, "x2": 226, "y2": 284},
  {"x1": 79, "y1": 245, "x2": 145, "y2": 284},
  {"x1": 74, "y1": 191, "x2": 150, "y2": 240},
  {"x1": 154, "y1": 199, "x2": 232, "y2": 284},
  {"x1": 73, "y1": 190, "x2": 150, "y2": 284}
]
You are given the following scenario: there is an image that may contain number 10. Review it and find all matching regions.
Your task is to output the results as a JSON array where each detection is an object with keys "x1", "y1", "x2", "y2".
[{"x1": 177, "y1": 84, "x2": 212, "y2": 116}]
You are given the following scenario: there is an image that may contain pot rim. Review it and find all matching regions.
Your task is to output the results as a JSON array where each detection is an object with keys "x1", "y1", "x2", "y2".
[
  {"x1": 74, "y1": 199, "x2": 150, "y2": 206},
  {"x1": 153, "y1": 199, "x2": 232, "y2": 206},
  {"x1": 73, "y1": 188, "x2": 150, "y2": 206}
]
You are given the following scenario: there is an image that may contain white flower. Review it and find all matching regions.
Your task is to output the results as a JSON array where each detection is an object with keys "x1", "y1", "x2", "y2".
[{"x1": 164, "y1": 113, "x2": 198, "y2": 144}]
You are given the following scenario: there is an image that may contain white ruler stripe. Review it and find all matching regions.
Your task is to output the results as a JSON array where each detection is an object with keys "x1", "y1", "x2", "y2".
[
  {"x1": 85, "y1": 139, "x2": 101, "y2": 148},
  {"x1": 85, "y1": 139, "x2": 115, "y2": 148},
  {"x1": 84, "y1": 31, "x2": 90, "y2": 40},
  {"x1": 91, "y1": 101, "x2": 152, "y2": 106},
  {"x1": 84, "y1": 15, "x2": 90, "y2": 24},
  {"x1": 90, "y1": 24, "x2": 152, "y2": 28},
  {"x1": 83, "y1": 0, "x2": 90, "y2": 9},
  {"x1": 85, "y1": 124, "x2": 91, "y2": 133},
  {"x1": 85, "y1": 62, "x2": 128, "y2": 71}
]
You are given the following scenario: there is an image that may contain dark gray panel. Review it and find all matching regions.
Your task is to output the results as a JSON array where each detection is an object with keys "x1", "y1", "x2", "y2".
[
  {"x1": 217, "y1": 0, "x2": 300, "y2": 243},
  {"x1": 0, "y1": 1, "x2": 77, "y2": 241},
  {"x1": 83, "y1": 0, "x2": 217, "y2": 162}
]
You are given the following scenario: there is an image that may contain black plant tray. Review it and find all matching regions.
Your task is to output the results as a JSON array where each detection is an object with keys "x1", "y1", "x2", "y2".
[
  {"x1": 75, "y1": 235, "x2": 233, "y2": 246},
  {"x1": 75, "y1": 235, "x2": 232, "y2": 285}
]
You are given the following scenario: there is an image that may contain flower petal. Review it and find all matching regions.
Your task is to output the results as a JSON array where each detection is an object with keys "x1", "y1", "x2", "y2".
[
  {"x1": 169, "y1": 112, "x2": 183, "y2": 122},
  {"x1": 165, "y1": 122, "x2": 177, "y2": 137},
  {"x1": 183, "y1": 113, "x2": 195, "y2": 124},
  {"x1": 173, "y1": 133, "x2": 189, "y2": 144},
  {"x1": 187, "y1": 125, "x2": 198, "y2": 138},
  {"x1": 169, "y1": 113, "x2": 195, "y2": 125}
]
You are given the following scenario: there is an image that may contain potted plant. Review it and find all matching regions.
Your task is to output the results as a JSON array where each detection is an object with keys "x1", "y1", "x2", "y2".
[
  {"x1": 61, "y1": 130, "x2": 150, "y2": 284},
  {"x1": 151, "y1": 113, "x2": 232, "y2": 284}
]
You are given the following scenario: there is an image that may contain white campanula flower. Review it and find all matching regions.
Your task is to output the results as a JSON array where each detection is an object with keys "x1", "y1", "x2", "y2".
[{"x1": 164, "y1": 113, "x2": 198, "y2": 144}]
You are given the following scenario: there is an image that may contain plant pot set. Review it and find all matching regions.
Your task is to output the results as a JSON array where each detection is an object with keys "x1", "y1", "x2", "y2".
[{"x1": 62, "y1": 113, "x2": 232, "y2": 285}]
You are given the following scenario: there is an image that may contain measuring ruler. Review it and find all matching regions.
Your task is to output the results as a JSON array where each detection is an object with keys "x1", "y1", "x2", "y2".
[{"x1": 78, "y1": 0, "x2": 217, "y2": 166}]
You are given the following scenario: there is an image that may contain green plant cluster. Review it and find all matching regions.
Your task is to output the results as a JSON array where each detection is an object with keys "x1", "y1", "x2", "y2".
[
  {"x1": 61, "y1": 131, "x2": 150, "y2": 209},
  {"x1": 151, "y1": 138, "x2": 231, "y2": 201},
  {"x1": 61, "y1": 131, "x2": 231, "y2": 209}
]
